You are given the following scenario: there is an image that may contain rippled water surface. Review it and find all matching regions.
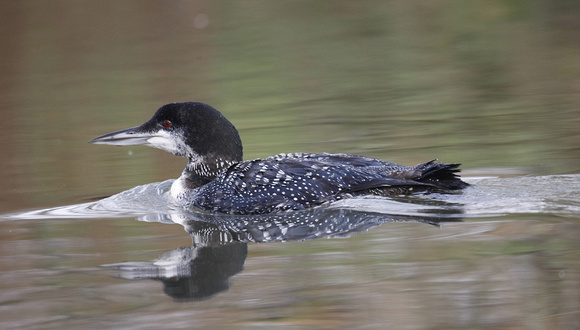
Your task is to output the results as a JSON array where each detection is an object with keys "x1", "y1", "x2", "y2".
[{"x1": 1, "y1": 1, "x2": 580, "y2": 329}]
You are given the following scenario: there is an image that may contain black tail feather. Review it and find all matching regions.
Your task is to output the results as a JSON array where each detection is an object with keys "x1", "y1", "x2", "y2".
[{"x1": 415, "y1": 160, "x2": 469, "y2": 190}]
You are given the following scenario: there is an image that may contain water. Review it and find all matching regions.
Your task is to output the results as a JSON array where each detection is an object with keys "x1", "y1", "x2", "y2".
[
  {"x1": 2, "y1": 175, "x2": 578, "y2": 328},
  {"x1": 1, "y1": 1, "x2": 580, "y2": 329}
]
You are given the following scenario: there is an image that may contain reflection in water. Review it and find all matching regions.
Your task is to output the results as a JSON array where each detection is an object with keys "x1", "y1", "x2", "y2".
[
  {"x1": 181, "y1": 206, "x2": 460, "y2": 243},
  {"x1": 104, "y1": 206, "x2": 462, "y2": 301},
  {"x1": 103, "y1": 239, "x2": 248, "y2": 302}
]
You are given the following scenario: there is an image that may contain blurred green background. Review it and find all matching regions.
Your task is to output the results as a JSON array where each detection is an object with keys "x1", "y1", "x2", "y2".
[{"x1": 1, "y1": 0, "x2": 579, "y2": 210}]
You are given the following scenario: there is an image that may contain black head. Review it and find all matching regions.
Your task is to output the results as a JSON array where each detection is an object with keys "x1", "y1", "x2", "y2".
[{"x1": 90, "y1": 102, "x2": 243, "y2": 164}]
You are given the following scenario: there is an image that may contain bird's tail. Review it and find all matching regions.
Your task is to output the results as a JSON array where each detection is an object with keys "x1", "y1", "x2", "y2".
[{"x1": 415, "y1": 160, "x2": 469, "y2": 190}]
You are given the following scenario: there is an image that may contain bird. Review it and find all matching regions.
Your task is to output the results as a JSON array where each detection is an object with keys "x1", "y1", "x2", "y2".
[{"x1": 90, "y1": 102, "x2": 469, "y2": 215}]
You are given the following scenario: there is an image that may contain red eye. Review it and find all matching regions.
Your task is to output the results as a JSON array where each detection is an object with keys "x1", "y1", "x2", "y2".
[{"x1": 162, "y1": 120, "x2": 172, "y2": 129}]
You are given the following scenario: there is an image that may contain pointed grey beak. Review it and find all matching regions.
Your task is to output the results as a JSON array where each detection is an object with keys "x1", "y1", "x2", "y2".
[{"x1": 90, "y1": 127, "x2": 154, "y2": 146}]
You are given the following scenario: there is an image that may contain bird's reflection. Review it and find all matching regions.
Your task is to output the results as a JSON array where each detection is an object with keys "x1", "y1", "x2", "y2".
[
  {"x1": 103, "y1": 237, "x2": 247, "y2": 301},
  {"x1": 102, "y1": 204, "x2": 462, "y2": 301}
]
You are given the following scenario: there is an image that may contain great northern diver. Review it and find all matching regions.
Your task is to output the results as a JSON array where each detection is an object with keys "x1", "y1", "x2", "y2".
[{"x1": 90, "y1": 102, "x2": 469, "y2": 214}]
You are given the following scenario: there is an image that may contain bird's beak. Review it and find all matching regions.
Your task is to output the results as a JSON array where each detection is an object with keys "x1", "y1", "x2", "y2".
[{"x1": 90, "y1": 126, "x2": 155, "y2": 146}]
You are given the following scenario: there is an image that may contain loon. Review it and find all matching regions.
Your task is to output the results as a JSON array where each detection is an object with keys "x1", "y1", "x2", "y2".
[{"x1": 90, "y1": 102, "x2": 469, "y2": 215}]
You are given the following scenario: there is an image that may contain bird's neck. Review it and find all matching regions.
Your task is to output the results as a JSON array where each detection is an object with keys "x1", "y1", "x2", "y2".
[{"x1": 181, "y1": 157, "x2": 238, "y2": 188}]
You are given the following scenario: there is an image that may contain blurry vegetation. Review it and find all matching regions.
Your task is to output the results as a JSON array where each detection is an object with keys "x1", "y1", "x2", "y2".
[{"x1": 1, "y1": 0, "x2": 579, "y2": 209}]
